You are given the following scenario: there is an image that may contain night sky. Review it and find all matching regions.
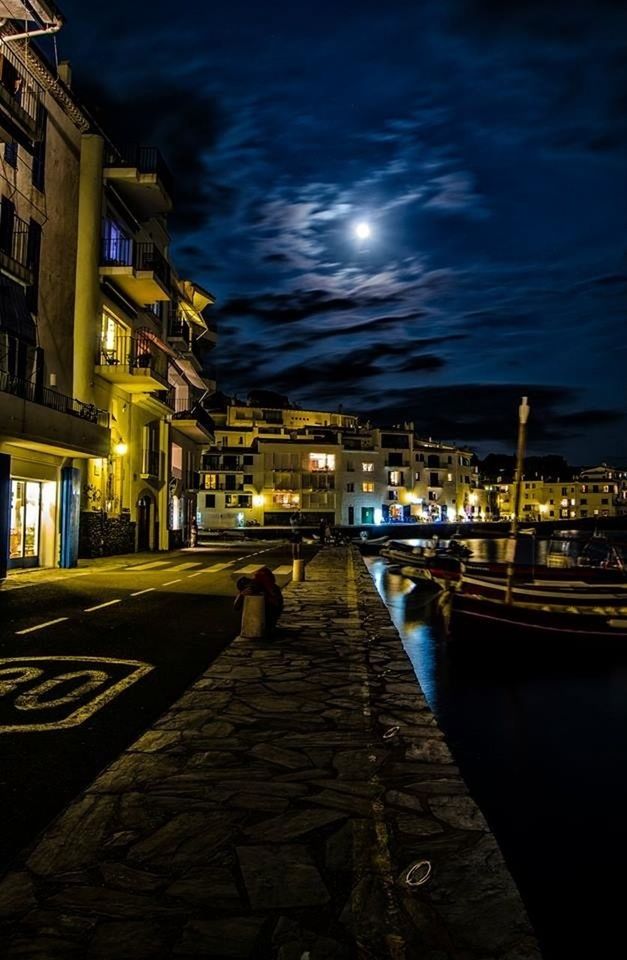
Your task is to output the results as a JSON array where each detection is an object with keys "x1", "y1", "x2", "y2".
[{"x1": 52, "y1": 0, "x2": 626, "y2": 464}]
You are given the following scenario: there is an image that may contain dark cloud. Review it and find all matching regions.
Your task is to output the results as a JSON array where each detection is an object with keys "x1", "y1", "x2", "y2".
[
  {"x1": 72, "y1": 75, "x2": 233, "y2": 232},
  {"x1": 215, "y1": 290, "x2": 401, "y2": 325}
]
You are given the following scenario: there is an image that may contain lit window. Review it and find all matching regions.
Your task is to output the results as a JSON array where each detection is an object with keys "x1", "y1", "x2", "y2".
[
  {"x1": 273, "y1": 491, "x2": 300, "y2": 508},
  {"x1": 389, "y1": 470, "x2": 402, "y2": 486},
  {"x1": 447, "y1": 473, "x2": 453, "y2": 482},
  {"x1": 362, "y1": 462, "x2": 374, "y2": 472},
  {"x1": 362, "y1": 482, "x2": 374, "y2": 493},
  {"x1": 204, "y1": 474, "x2": 218, "y2": 490},
  {"x1": 309, "y1": 453, "x2": 335, "y2": 472}
]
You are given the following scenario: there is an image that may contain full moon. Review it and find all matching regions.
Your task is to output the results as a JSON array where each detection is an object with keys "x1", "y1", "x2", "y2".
[{"x1": 354, "y1": 221, "x2": 371, "y2": 240}]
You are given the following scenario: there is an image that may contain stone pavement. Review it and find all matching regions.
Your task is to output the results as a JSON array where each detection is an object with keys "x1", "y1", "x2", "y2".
[{"x1": 0, "y1": 548, "x2": 539, "y2": 959}]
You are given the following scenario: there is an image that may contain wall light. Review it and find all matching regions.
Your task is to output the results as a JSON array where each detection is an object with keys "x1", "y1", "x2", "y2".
[{"x1": 113, "y1": 440, "x2": 128, "y2": 457}]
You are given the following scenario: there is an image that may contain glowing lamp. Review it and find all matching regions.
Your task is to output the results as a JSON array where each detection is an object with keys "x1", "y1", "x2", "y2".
[{"x1": 113, "y1": 440, "x2": 128, "y2": 456}]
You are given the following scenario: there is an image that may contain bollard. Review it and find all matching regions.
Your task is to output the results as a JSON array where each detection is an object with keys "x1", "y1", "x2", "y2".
[
  {"x1": 240, "y1": 594, "x2": 266, "y2": 638},
  {"x1": 292, "y1": 558, "x2": 305, "y2": 582}
]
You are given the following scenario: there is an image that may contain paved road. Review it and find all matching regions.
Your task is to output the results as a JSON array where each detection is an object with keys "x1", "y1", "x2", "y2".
[{"x1": 0, "y1": 543, "x2": 313, "y2": 870}]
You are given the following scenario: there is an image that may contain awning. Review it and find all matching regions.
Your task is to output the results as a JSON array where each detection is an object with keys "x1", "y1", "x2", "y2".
[
  {"x1": 180, "y1": 279, "x2": 215, "y2": 313},
  {"x1": 0, "y1": 274, "x2": 36, "y2": 344}
]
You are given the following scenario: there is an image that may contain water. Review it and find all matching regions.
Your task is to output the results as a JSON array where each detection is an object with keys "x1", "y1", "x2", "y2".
[{"x1": 367, "y1": 542, "x2": 627, "y2": 960}]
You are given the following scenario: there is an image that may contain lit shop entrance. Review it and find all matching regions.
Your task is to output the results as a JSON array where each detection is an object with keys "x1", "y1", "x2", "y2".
[{"x1": 9, "y1": 479, "x2": 42, "y2": 569}]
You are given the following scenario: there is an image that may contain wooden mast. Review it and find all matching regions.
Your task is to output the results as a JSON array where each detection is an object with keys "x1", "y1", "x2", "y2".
[{"x1": 505, "y1": 396, "x2": 530, "y2": 604}]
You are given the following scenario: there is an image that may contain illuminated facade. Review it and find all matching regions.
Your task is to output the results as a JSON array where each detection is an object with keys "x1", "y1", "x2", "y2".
[
  {"x1": 496, "y1": 464, "x2": 627, "y2": 521},
  {"x1": 196, "y1": 401, "x2": 484, "y2": 528},
  {"x1": 0, "y1": 7, "x2": 216, "y2": 577}
]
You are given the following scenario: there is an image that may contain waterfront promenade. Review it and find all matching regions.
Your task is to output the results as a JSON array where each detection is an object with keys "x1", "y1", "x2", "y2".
[{"x1": 0, "y1": 547, "x2": 538, "y2": 958}]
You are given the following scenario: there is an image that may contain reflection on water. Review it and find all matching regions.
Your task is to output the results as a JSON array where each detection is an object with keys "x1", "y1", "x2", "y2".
[{"x1": 368, "y1": 549, "x2": 627, "y2": 960}]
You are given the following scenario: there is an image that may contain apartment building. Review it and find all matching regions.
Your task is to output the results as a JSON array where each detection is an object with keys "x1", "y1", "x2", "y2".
[
  {"x1": 0, "y1": 6, "x2": 216, "y2": 577},
  {"x1": 196, "y1": 400, "x2": 484, "y2": 529},
  {"x1": 0, "y1": 5, "x2": 112, "y2": 579},
  {"x1": 496, "y1": 464, "x2": 627, "y2": 521}
]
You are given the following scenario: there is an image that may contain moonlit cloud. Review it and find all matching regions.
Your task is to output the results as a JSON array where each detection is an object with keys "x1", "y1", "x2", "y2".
[{"x1": 56, "y1": 0, "x2": 627, "y2": 463}]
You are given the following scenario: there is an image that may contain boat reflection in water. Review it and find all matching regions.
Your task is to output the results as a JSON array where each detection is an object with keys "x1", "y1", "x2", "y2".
[{"x1": 367, "y1": 551, "x2": 627, "y2": 960}]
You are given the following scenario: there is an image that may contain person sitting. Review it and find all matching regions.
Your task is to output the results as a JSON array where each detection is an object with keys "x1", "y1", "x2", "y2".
[
  {"x1": 252, "y1": 566, "x2": 284, "y2": 632},
  {"x1": 233, "y1": 575, "x2": 262, "y2": 613}
]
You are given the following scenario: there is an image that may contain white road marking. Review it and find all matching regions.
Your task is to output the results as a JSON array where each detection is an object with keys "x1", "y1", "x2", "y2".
[
  {"x1": 15, "y1": 617, "x2": 69, "y2": 636},
  {"x1": 272, "y1": 565, "x2": 293, "y2": 575},
  {"x1": 84, "y1": 600, "x2": 122, "y2": 612},
  {"x1": 130, "y1": 588, "x2": 155, "y2": 597},
  {"x1": 128, "y1": 560, "x2": 171, "y2": 570},
  {"x1": 167, "y1": 562, "x2": 202, "y2": 571},
  {"x1": 235, "y1": 564, "x2": 265, "y2": 574},
  {"x1": 187, "y1": 562, "x2": 232, "y2": 578},
  {"x1": 161, "y1": 579, "x2": 182, "y2": 586}
]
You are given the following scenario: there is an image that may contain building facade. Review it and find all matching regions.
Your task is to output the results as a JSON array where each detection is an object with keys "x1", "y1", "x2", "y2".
[
  {"x1": 495, "y1": 464, "x2": 627, "y2": 521},
  {"x1": 0, "y1": 6, "x2": 216, "y2": 577},
  {"x1": 196, "y1": 400, "x2": 484, "y2": 529}
]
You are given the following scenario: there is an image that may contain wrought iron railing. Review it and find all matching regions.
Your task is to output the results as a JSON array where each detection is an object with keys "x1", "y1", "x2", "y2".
[
  {"x1": 104, "y1": 145, "x2": 174, "y2": 199},
  {"x1": 0, "y1": 44, "x2": 43, "y2": 126},
  {"x1": 97, "y1": 332, "x2": 168, "y2": 386},
  {"x1": 0, "y1": 370, "x2": 109, "y2": 427},
  {"x1": 101, "y1": 234, "x2": 171, "y2": 291},
  {"x1": 135, "y1": 242, "x2": 170, "y2": 289},
  {"x1": 0, "y1": 210, "x2": 30, "y2": 269}
]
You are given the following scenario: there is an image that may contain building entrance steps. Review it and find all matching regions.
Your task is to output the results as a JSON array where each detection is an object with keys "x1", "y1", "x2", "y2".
[{"x1": 0, "y1": 547, "x2": 539, "y2": 959}]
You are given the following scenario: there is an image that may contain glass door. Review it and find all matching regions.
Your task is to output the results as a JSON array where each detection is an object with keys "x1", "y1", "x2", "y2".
[{"x1": 9, "y1": 480, "x2": 41, "y2": 568}]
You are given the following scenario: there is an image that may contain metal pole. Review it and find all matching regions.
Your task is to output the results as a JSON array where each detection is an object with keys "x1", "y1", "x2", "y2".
[{"x1": 505, "y1": 397, "x2": 530, "y2": 604}]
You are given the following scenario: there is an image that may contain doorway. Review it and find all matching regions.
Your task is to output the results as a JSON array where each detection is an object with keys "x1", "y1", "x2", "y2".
[
  {"x1": 348, "y1": 506, "x2": 354, "y2": 525},
  {"x1": 9, "y1": 479, "x2": 41, "y2": 568},
  {"x1": 137, "y1": 494, "x2": 153, "y2": 551},
  {"x1": 361, "y1": 506, "x2": 374, "y2": 524}
]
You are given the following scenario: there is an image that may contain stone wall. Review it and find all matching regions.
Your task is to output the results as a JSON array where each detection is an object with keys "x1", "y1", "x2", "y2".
[{"x1": 78, "y1": 512, "x2": 136, "y2": 558}]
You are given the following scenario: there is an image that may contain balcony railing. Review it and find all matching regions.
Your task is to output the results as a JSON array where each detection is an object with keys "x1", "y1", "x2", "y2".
[
  {"x1": 0, "y1": 44, "x2": 44, "y2": 131},
  {"x1": 98, "y1": 332, "x2": 168, "y2": 386},
  {"x1": 152, "y1": 386, "x2": 176, "y2": 408},
  {"x1": 104, "y1": 145, "x2": 174, "y2": 200},
  {"x1": 0, "y1": 210, "x2": 30, "y2": 272},
  {"x1": 202, "y1": 483, "x2": 245, "y2": 492},
  {"x1": 0, "y1": 370, "x2": 109, "y2": 427},
  {"x1": 101, "y1": 237, "x2": 171, "y2": 291},
  {"x1": 172, "y1": 402, "x2": 214, "y2": 434}
]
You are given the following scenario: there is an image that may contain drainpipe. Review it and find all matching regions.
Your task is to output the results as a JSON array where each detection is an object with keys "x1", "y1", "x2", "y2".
[{"x1": 0, "y1": 19, "x2": 63, "y2": 44}]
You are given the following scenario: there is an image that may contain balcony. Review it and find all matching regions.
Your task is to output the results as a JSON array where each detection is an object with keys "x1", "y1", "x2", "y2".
[
  {"x1": 171, "y1": 400, "x2": 214, "y2": 442},
  {"x1": 0, "y1": 370, "x2": 110, "y2": 458},
  {"x1": 103, "y1": 146, "x2": 173, "y2": 219},
  {"x1": 0, "y1": 45, "x2": 45, "y2": 151},
  {"x1": 100, "y1": 237, "x2": 171, "y2": 305},
  {"x1": 0, "y1": 210, "x2": 32, "y2": 285},
  {"x1": 95, "y1": 332, "x2": 169, "y2": 392}
]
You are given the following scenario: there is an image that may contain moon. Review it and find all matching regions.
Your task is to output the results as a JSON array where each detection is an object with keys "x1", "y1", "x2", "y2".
[{"x1": 354, "y1": 221, "x2": 371, "y2": 240}]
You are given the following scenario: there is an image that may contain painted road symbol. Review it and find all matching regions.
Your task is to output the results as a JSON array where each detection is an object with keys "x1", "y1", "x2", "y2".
[{"x1": 0, "y1": 656, "x2": 154, "y2": 733}]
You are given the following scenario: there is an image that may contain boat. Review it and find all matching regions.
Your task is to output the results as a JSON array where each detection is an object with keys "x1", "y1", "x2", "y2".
[
  {"x1": 449, "y1": 576, "x2": 627, "y2": 642},
  {"x1": 355, "y1": 534, "x2": 390, "y2": 554},
  {"x1": 383, "y1": 528, "x2": 626, "y2": 590},
  {"x1": 447, "y1": 397, "x2": 627, "y2": 642}
]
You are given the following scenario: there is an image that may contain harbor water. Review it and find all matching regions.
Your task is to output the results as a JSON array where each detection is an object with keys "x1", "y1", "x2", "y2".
[{"x1": 367, "y1": 538, "x2": 627, "y2": 960}]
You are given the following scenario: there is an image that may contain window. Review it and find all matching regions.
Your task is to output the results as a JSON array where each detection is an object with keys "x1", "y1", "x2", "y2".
[
  {"x1": 205, "y1": 494, "x2": 215, "y2": 508},
  {"x1": 273, "y1": 491, "x2": 299, "y2": 508},
  {"x1": 309, "y1": 452, "x2": 335, "y2": 471},
  {"x1": 362, "y1": 462, "x2": 374, "y2": 472},
  {"x1": 387, "y1": 452, "x2": 403, "y2": 466},
  {"x1": 429, "y1": 472, "x2": 439, "y2": 486},
  {"x1": 562, "y1": 487, "x2": 567, "y2": 495},
  {"x1": 581, "y1": 484, "x2": 588, "y2": 493},
  {"x1": 346, "y1": 462, "x2": 355, "y2": 472},
  {"x1": 204, "y1": 474, "x2": 218, "y2": 490},
  {"x1": 415, "y1": 471, "x2": 421, "y2": 481},
  {"x1": 243, "y1": 474, "x2": 253, "y2": 484},
  {"x1": 603, "y1": 485, "x2": 610, "y2": 493},
  {"x1": 388, "y1": 490, "x2": 399, "y2": 501},
  {"x1": 581, "y1": 510, "x2": 588, "y2": 517},
  {"x1": 362, "y1": 482, "x2": 374, "y2": 493},
  {"x1": 389, "y1": 470, "x2": 403, "y2": 486},
  {"x1": 346, "y1": 482, "x2": 354, "y2": 492},
  {"x1": 601, "y1": 498, "x2": 609, "y2": 505},
  {"x1": 592, "y1": 485, "x2": 599, "y2": 493},
  {"x1": 102, "y1": 218, "x2": 130, "y2": 264},
  {"x1": 243, "y1": 454, "x2": 254, "y2": 464},
  {"x1": 580, "y1": 498, "x2": 587, "y2": 505},
  {"x1": 447, "y1": 473, "x2": 453, "y2": 482},
  {"x1": 4, "y1": 140, "x2": 17, "y2": 168},
  {"x1": 226, "y1": 494, "x2": 252, "y2": 508}
]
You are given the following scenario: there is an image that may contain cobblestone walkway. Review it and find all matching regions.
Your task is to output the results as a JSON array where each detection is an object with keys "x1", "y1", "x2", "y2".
[{"x1": 0, "y1": 548, "x2": 539, "y2": 959}]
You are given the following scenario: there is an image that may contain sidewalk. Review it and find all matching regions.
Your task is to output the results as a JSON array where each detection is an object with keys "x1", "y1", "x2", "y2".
[{"x1": 0, "y1": 548, "x2": 539, "y2": 959}]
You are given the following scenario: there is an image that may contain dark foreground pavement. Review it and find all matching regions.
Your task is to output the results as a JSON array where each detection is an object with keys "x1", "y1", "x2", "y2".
[{"x1": 0, "y1": 547, "x2": 539, "y2": 959}]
